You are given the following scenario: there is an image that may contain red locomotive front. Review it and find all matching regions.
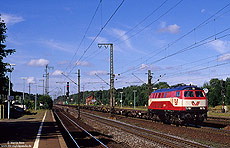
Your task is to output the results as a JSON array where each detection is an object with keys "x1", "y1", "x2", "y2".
[{"x1": 148, "y1": 85, "x2": 208, "y2": 124}]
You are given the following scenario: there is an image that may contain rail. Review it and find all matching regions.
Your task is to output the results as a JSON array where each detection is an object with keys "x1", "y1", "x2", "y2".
[
  {"x1": 57, "y1": 109, "x2": 108, "y2": 148},
  {"x1": 81, "y1": 111, "x2": 211, "y2": 148},
  {"x1": 54, "y1": 110, "x2": 80, "y2": 148}
]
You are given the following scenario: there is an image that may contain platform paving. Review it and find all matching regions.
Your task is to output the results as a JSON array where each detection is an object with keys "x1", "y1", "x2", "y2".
[{"x1": 0, "y1": 110, "x2": 67, "y2": 148}]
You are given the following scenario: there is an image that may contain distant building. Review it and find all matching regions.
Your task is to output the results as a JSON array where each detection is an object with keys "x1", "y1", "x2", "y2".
[{"x1": 86, "y1": 95, "x2": 96, "y2": 105}]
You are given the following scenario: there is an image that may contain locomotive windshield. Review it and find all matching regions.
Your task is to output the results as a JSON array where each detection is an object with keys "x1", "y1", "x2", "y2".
[
  {"x1": 195, "y1": 91, "x2": 205, "y2": 97},
  {"x1": 184, "y1": 91, "x2": 205, "y2": 97},
  {"x1": 184, "y1": 91, "x2": 194, "y2": 97}
]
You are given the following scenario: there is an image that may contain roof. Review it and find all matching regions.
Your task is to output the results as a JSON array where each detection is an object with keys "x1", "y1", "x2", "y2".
[{"x1": 153, "y1": 85, "x2": 202, "y2": 93}]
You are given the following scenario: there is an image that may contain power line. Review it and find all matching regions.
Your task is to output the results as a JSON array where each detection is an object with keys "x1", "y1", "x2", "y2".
[
  {"x1": 165, "y1": 58, "x2": 230, "y2": 78},
  {"x1": 113, "y1": 0, "x2": 169, "y2": 43},
  {"x1": 115, "y1": 1, "x2": 230, "y2": 74},
  {"x1": 116, "y1": 0, "x2": 183, "y2": 45},
  {"x1": 68, "y1": 0, "x2": 125, "y2": 75},
  {"x1": 119, "y1": 27, "x2": 230, "y2": 75},
  {"x1": 66, "y1": 0, "x2": 102, "y2": 71}
]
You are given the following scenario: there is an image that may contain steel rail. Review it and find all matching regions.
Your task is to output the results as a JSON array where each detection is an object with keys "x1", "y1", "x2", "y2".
[
  {"x1": 53, "y1": 110, "x2": 80, "y2": 148},
  {"x1": 82, "y1": 111, "x2": 212, "y2": 148},
  {"x1": 59, "y1": 110, "x2": 108, "y2": 148}
]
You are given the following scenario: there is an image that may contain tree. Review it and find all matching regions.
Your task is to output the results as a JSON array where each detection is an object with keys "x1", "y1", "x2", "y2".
[
  {"x1": 225, "y1": 78, "x2": 230, "y2": 105},
  {"x1": 153, "y1": 82, "x2": 170, "y2": 89},
  {"x1": 0, "y1": 17, "x2": 15, "y2": 103},
  {"x1": 38, "y1": 95, "x2": 53, "y2": 109},
  {"x1": 207, "y1": 79, "x2": 222, "y2": 107}
]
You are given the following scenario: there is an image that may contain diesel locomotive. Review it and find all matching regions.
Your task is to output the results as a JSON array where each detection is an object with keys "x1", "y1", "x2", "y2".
[{"x1": 148, "y1": 85, "x2": 208, "y2": 124}]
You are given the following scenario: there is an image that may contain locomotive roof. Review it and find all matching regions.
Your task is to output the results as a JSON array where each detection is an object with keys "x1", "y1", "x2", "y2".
[{"x1": 153, "y1": 85, "x2": 202, "y2": 93}]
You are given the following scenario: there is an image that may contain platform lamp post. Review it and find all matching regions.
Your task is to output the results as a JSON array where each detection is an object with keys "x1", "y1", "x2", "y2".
[
  {"x1": 20, "y1": 77, "x2": 27, "y2": 112},
  {"x1": 35, "y1": 84, "x2": 38, "y2": 111},
  {"x1": 7, "y1": 63, "x2": 15, "y2": 119},
  {"x1": 133, "y1": 90, "x2": 137, "y2": 109}
]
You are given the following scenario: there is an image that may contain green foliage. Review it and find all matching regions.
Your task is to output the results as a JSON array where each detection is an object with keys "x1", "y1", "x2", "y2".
[
  {"x1": 0, "y1": 18, "x2": 16, "y2": 101},
  {"x1": 225, "y1": 78, "x2": 230, "y2": 105},
  {"x1": 203, "y1": 78, "x2": 230, "y2": 107},
  {"x1": 25, "y1": 99, "x2": 34, "y2": 110},
  {"x1": 55, "y1": 78, "x2": 230, "y2": 108},
  {"x1": 38, "y1": 95, "x2": 53, "y2": 109},
  {"x1": 55, "y1": 82, "x2": 169, "y2": 107}
]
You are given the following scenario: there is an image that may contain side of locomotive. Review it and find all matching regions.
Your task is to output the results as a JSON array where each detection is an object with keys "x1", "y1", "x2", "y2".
[{"x1": 148, "y1": 85, "x2": 208, "y2": 124}]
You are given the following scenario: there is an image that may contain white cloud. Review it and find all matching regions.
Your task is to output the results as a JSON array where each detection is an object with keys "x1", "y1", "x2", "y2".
[
  {"x1": 139, "y1": 64, "x2": 161, "y2": 71},
  {"x1": 168, "y1": 24, "x2": 180, "y2": 34},
  {"x1": 27, "y1": 77, "x2": 35, "y2": 84},
  {"x1": 52, "y1": 70, "x2": 64, "y2": 76},
  {"x1": 159, "y1": 23, "x2": 180, "y2": 34},
  {"x1": 201, "y1": 9, "x2": 205, "y2": 13},
  {"x1": 218, "y1": 53, "x2": 230, "y2": 62},
  {"x1": 58, "y1": 60, "x2": 68, "y2": 65},
  {"x1": 88, "y1": 36, "x2": 108, "y2": 43},
  {"x1": 209, "y1": 39, "x2": 230, "y2": 53},
  {"x1": 88, "y1": 70, "x2": 108, "y2": 76},
  {"x1": 28, "y1": 59, "x2": 49, "y2": 66},
  {"x1": 1, "y1": 13, "x2": 24, "y2": 25},
  {"x1": 75, "y1": 60, "x2": 91, "y2": 67},
  {"x1": 41, "y1": 40, "x2": 74, "y2": 53},
  {"x1": 139, "y1": 64, "x2": 149, "y2": 70},
  {"x1": 111, "y1": 28, "x2": 132, "y2": 49}
]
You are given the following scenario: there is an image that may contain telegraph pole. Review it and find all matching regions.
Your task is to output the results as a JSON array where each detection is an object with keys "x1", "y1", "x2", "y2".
[
  {"x1": 133, "y1": 90, "x2": 137, "y2": 109},
  {"x1": 101, "y1": 86, "x2": 105, "y2": 105},
  {"x1": 221, "y1": 80, "x2": 226, "y2": 113},
  {"x1": 148, "y1": 70, "x2": 153, "y2": 98},
  {"x1": 39, "y1": 79, "x2": 45, "y2": 95},
  {"x1": 66, "y1": 82, "x2": 69, "y2": 105},
  {"x1": 98, "y1": 43, "x2": 115, "y2": 116},
  {"x1": 78, "y1": 69, "x2": 81, "y2": 119},
  {"x1": 29, "y1": 83, "x2": 31, "y2": 97},
  {"x1": 44, "y1": 64, "x2": 53, "y2": 95}
]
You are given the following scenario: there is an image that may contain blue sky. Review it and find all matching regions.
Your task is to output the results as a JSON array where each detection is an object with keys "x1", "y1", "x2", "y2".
[{"x1": 2, "y1": 0, "x2": 230, "y2": 98}]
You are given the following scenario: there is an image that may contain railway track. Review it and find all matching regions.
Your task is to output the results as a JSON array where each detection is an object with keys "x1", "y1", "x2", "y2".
[
  {"x1": 206, "y1": 116, "x2": 230, "y2": 125},
  {"x1": 54, "y1": 109, "x2": 108, "y2": 148},
  {"x1": 80, "y1": 111, "x2": 211, "y2": 148}
]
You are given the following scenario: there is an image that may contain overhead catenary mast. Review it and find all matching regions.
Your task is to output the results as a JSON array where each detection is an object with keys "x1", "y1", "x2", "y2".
[{"x1": 44, "y1": 64, "x2": 53, "y2": 95}]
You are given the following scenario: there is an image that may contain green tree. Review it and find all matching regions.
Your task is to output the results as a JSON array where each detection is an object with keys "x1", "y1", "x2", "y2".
[
  {"x1": 225, "y1": 78, "x2": 230, "y2": 105},
  {"x1": 38, "y1": 95, "x2": 53, "y2": 109},
  {"x1": 207, "y1": 79, "x2": 222, "y2": 107},
  {"x1": 0, "y1": 17, "x2": 15, "y2": 102},
  {"x1": 153, "y1": 82, "x2": 170, "y2": 89}
]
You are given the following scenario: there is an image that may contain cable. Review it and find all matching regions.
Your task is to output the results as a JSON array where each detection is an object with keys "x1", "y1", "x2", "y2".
[
  {"x1": 68, "y1": 0, "x2": 125, "y2": 75},
  {"x1": 119, "y1": 27, "x2": 230, "y2": 75},
  {"x1": 113, "y1": 0, "x2": 169, "y2": 43},
  {"x1": 116, "y1": 0, "x2": 184, "y2": 45},
  {"x1": 115, "y1": 1, "x2": 230, "y2": 74},
  {"x1": 66, "y1": 0, "x2": 102, "y2": 71}
]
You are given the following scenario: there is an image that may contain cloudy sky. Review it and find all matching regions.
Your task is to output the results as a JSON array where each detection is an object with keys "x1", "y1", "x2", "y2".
[{"x1": 2, "y1": 0, "x2": 230, "y2": 98}]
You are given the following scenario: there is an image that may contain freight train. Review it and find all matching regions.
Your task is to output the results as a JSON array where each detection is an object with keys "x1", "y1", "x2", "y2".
[
  {"x1": 59, "y1": 85, "x2": 208, "y2": 125},
  {"x1": 148, "y1": 85, "x2": 208, "y2": 125}
]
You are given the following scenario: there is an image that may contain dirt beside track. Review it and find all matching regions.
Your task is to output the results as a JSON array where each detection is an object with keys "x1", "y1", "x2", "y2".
[
  {"x1": 81, "y1": 109, "x2": 230, "y2": 148},
  {"x1": 54, "y1": 108, "x2": 130, "y2": 148}
]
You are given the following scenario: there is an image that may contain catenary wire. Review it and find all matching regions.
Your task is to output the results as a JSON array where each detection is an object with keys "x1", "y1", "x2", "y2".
[
  {"x1": 67, "y1": 0, "x2": 125, "y2": 75},
  {"x1": 115, "y1": 2, "x2": 230, "y2": 74},
  {"x1": 65, "y1": 0, "x2": 102, "y2": 71}
]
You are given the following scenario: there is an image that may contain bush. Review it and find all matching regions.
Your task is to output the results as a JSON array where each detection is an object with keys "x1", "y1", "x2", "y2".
[{"x1": 38, "y1": 95, "x2": 53, "y2": 109}]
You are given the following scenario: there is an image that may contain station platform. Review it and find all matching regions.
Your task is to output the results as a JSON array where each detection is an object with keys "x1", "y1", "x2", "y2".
[{"x1": 0, "y1": 110, "x2": 67, "y2": 148}]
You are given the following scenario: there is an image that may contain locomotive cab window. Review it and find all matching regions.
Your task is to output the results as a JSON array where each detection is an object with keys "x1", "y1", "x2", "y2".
[
  {"x1": 184, "y1": 91, "x2": 194, "y2": 97},
  {"x1": 176, "y1": 91, "x2": 180, "y2": 97},
  {"x1": 164, "y1": 92, "x2": 167, "y2": 98},
  {"x1": 195, "y1": 91, "x2": 205, "y2": 97}
]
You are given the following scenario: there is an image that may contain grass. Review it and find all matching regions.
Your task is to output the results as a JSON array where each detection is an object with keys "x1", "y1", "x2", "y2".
[{"x1": 208, "y1": 105, "x2": 230, "y2": 117}]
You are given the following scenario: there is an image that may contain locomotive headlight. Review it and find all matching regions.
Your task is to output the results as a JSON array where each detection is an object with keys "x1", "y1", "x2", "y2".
[
  {"x1": 200, "y1": 107, "x2": 205, "y2": 110},
  {"x1": 186, "y1": 107, "x2": 191, "y2": 110}
]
